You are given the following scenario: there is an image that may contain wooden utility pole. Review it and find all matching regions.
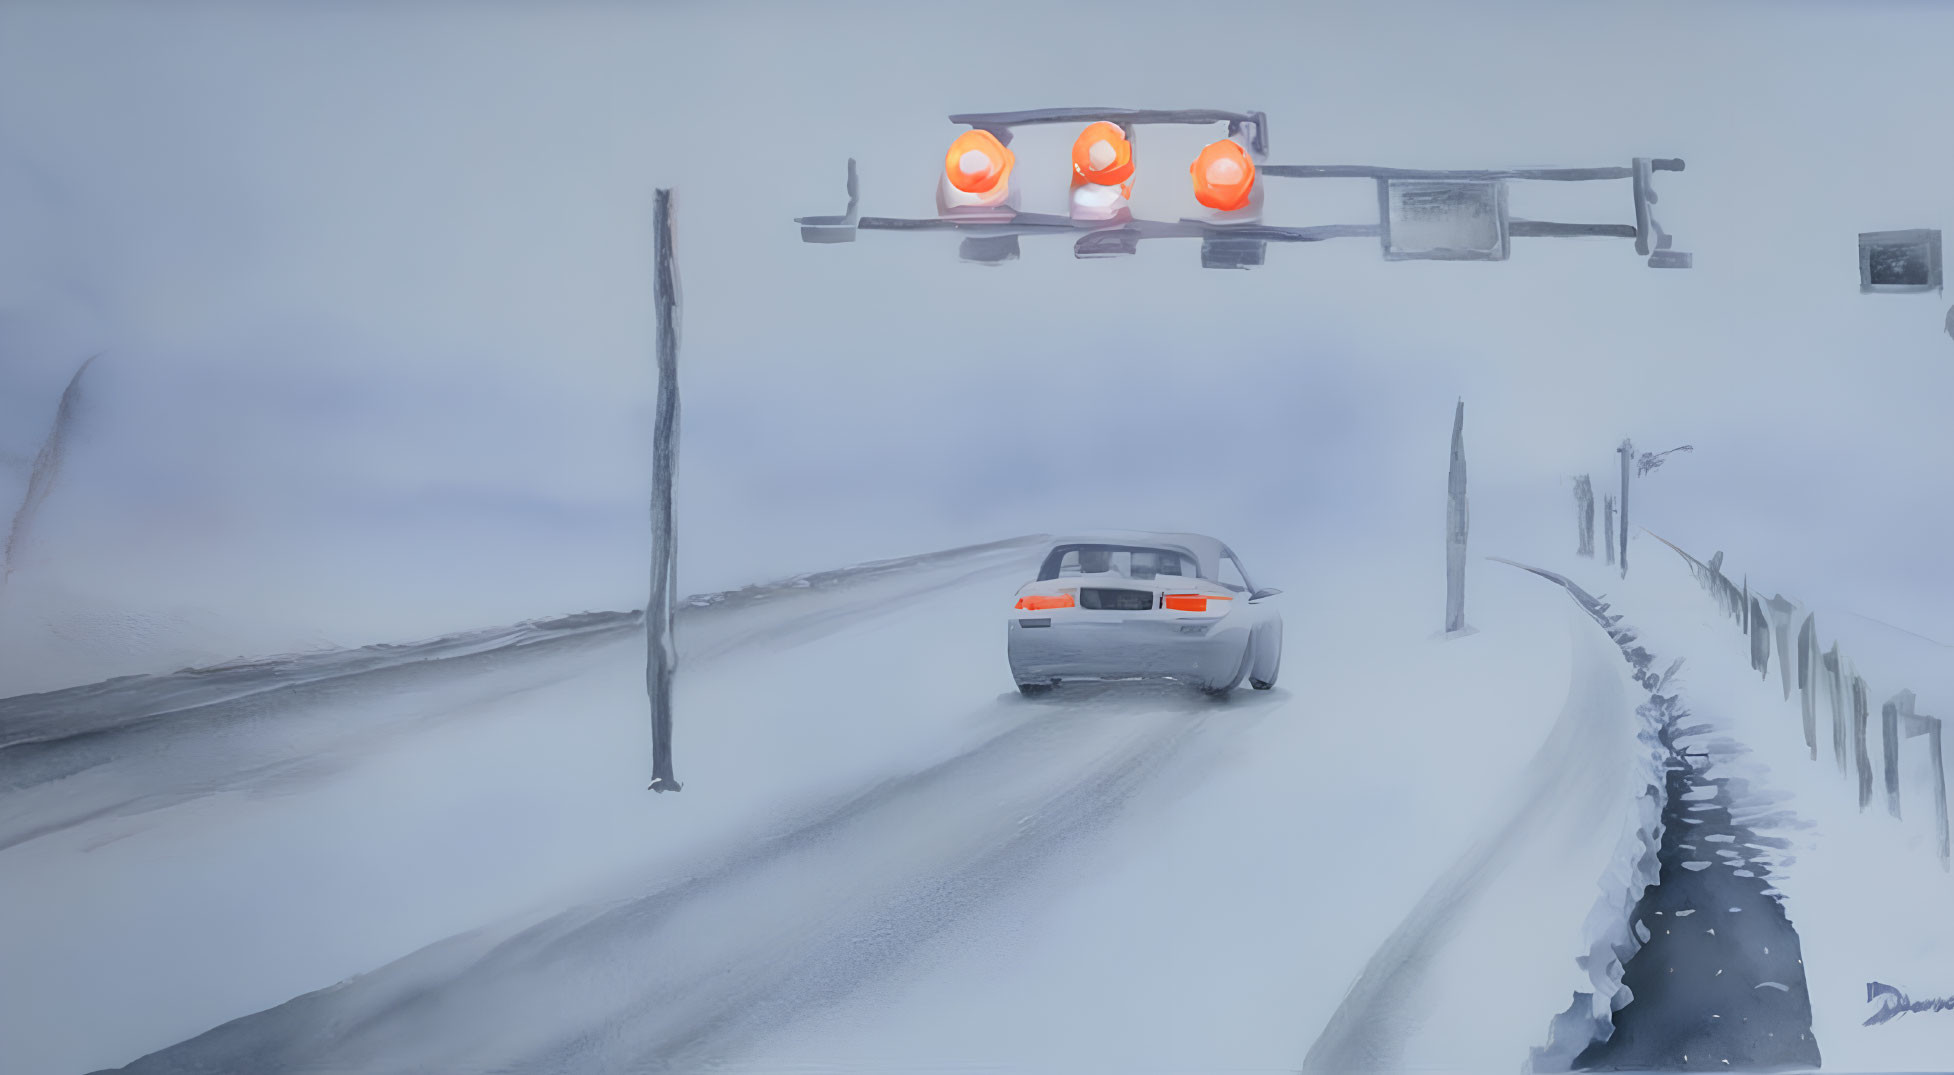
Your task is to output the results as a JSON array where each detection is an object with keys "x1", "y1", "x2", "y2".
[
  {"x1": 1603, "y1": 496, "x2": 1617, "y2": 565},
  {"x1": 1574, "y1": 475, "x2": 1595, "y2": 558},
  {"x1": 1445, "y1": 400, "x2": 1468, "y2": 634},
  {"x1": 648, "y1": 189, "x2": 682, "y2": 793},
  {"x1": 1617, "y1": 438, "x2": 1633, "y2": 578}
]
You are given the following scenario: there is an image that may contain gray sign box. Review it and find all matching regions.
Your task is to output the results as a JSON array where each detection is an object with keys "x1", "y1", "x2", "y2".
[
  {"x1": 1380, "y1": 179, "x2": 1510, "y2": 261},
  {"x1": 1859, "y1": 229, "x2": 1942, "y2": 293}
]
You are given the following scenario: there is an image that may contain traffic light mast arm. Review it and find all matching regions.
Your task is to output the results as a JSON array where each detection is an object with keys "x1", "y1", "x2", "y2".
[
  {"x1": 948, "y1": 108, "x2": 1269, "y2": 156},
  {"x1": 845, "y1": 214, "x2": 1633, "y2": 241},
  {"x1": 1261, "y1": 160, "x2": 1684, "y2": 181},
  {"x1": 1511, "y1": 222, "x2": 1640, "y2": 238},
  {"x1": 852, "y1": 214, "x2": 1378, "y2": 244},
  {"x1": 793, "y1": 153, "x2": 1686, "y2": 264}
]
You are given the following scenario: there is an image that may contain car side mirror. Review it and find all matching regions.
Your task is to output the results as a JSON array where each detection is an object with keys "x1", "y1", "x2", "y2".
[{"x1": 1249, "y1": 587, "x2": 1282, "y2": 602}]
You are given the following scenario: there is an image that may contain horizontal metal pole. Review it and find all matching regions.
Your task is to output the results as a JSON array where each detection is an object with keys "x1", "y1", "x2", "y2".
[
  {"x1": 856, "y1": 213, "x2": 1080, "y2": 235},
  {"x1": 949, "y1": 107, "x2": 1259, "y2": 129},
  {"x1": 948, "y1": 108, "x2": 1268, "y2": 155},
  {"x1": 855, "y1": 215, "x2": 1378, "y2": 243},
  {"x1": 1183, "y1": 222, "x2": 1379, "y2": 242},
  {"x1": 848, "y1": 215, "x2": 1629, "y2": 244},
  {"x1": 1509, "y1": 221, "x2": 1639, "y2": 238},
  {"x1": 1261, "y1": 160, "x2": 1684, "y2": 181}
]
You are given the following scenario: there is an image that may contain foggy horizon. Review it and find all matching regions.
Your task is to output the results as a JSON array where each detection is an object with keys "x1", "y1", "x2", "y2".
[{"x1": 4, "y1": 0, "x2": 1952, "y2": 692}]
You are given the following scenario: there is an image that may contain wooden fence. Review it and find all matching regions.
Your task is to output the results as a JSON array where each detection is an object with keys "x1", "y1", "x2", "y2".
[{"x1": 1650, "y1": 532, "x2": 1950, "y2": 869}]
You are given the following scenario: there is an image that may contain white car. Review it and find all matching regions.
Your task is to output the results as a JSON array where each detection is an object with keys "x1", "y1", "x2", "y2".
[{"x1": 1007, "y1": 530, "x2": 1283, "y2": 699}]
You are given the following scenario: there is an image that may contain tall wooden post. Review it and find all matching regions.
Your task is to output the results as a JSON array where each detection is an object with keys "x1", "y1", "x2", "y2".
[
  {"x1": 1574, "y1": 475, "x2": 1595, "y2": 558},
  {"x1": 1891, "y1": 694, "x2": 1952, "y2": 868},
  {"x1": 1853, "y1": 671, "x2": 1873, "y2": 810},
  {"x1": 1931, "y1": 718, "x2": 1950, "y2": 869},
  {"x1": 1797, "y1": 614, "x2": 1818, "y2": 760},
  {"x1": 1617, "y1": 439, "x2": 1633, "y2": 578},
  {"x1": 1749, "y1": 595, "x2": 1770, "y2": 679},
  {"x1": 648, "y1": 189, "x2": 683, "y2": 793},
  {"x1": 1825, "y1": 645, "x2": 1848, "y2": 773},
  {"x1": 1766, "y1": 596, "x2": 1797, "y2": 700},
  {"x1": 1883, "y1": 692, "x2": 1907, "y2": 819},
  {"x1": 1445, "y1": 400, "x2": 1468, "y2": 634}
]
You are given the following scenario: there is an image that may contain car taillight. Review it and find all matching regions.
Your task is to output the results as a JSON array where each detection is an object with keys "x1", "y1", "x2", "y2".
[
  {"x1": 1015, "y1": 594, "x2": 1075, "y2": 611},
  {"x1": 1163, "y1": 593, "x2": 1232, "y2": 613}
]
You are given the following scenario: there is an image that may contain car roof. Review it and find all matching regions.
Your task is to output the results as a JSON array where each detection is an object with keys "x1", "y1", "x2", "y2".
[{"x1": 1041, "y1": 530, "x2": 1229, "y2": 579}]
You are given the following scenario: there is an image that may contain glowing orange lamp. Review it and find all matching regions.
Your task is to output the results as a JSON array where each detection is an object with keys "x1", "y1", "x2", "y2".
[
  {"x1": 1190, "y1": 139, "x2": 1256, "y2": 212},
  {"x1": 1071, "y1": 122, "x2": 1134, "y2": 189},
  {"x1": 943, "y1": 129, "x2": 1014, "y2": 197}
]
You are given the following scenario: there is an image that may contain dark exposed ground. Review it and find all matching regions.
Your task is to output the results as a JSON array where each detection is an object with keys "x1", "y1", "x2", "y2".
[
  {"x1": 1496, "y1": 559, "x2": 1820, "y2": 1072},
  {"x1": 1574, "y1": 759, "x2": 1820, "y2": 1071}
]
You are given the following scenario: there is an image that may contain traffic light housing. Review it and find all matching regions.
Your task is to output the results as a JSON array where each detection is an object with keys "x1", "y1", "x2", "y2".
[
  {"x1": 938, "y1": 129, "x2": 1018, "y2": 216},
  {"x1": 1070, "y1": 121, "x2": 1135, "y2": 222},
  {"x1": 1192, "y1": 135, "x2": 1265, "y2": 268}
]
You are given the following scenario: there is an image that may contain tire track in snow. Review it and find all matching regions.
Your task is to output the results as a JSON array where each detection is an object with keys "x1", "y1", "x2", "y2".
[
  {"x1": 1300, "y1": 598, "x2": 1629, "y2": 1074},
  {"x1": 98, "y1": 689, "x2": 1272, "y2": 1074}
]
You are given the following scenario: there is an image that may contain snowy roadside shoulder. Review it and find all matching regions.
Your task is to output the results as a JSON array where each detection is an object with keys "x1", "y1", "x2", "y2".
[
  {"x1": 1599, "y1": 543, "x2": 1954, "y2": 1072},
  {"x1": 1511, "y1": 558, "x2": 1821, "y2": 1071},
  {"x1": 1355, "y1": 559, "x2": 1668, "y2": 1075},
  {"x1": 1501, "y1": 564, "x2": 1674, "y2": 1075}
]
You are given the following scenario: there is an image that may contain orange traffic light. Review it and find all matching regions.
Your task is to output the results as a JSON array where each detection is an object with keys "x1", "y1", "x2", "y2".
[
  {"x1": 943, "y1": 129, "x2": 1014, "y2": 196},
  {"x1": 1070, "y1": 121, "x2": 1134, "y2": 221},
  {"x1": 1191, "y1": 139, "x2": 1256, "y2": 212},
  {"x1": 1071, "y1": 122, "x2": 1134, "y2": 188}
]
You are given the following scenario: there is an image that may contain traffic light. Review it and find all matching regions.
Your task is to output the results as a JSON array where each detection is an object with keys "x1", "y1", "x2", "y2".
[
  {"x1": 1190, "y1": 137, "x2": 1259, "y2": 215},
  {"x1": 1070, "y1": 121, "x2": 1134, "y2": 222},
  {"x1": 938, "y1": 128, "x2": 1018, "y2": 216},
  {"x1": 1191, "y1": 135, "x2": 1265, "y2": 268}
]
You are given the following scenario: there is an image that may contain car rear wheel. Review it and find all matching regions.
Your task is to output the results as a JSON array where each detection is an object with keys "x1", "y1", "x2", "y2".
[
  {"x1": 1249, "y1": 624, "x2": 1281, "y2": 690},
  {"x1": 1250, "y1": 655, "x2": 1279, "y2": 689},
  {"x1": 1203, "y1": 645, "x2": 1252, "y2": 700},
  {"x1": 1017, "y1": 682, "x2": 1053, "y2": 697}
]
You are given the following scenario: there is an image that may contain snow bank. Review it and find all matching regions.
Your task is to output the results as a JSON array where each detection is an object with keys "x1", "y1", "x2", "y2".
[{"x1": 1522, "y1": 574, "x2": 1674, "y2": 1072}]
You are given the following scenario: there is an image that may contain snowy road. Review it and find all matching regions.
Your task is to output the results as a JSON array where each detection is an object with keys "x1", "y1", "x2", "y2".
[
  {"x1": 103, "y1": 688, "x2": 1268, "y2": 1074},
  {"x1": 2, "y1": 538, "x2": 1627, "y2": 1075}
]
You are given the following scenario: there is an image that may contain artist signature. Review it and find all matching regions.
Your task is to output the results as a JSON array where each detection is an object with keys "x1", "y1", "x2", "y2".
[{"x1": 1865, "y1": 981, "x2": 1954, "y2": 1025}]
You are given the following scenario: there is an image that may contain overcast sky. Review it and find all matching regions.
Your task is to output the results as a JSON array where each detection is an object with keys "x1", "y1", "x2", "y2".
[{"x1": 3, "y1": 0, "x2": 1952, "y2": 691}]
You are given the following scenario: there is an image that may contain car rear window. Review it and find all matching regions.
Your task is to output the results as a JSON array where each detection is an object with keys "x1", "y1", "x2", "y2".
[{"x1": 1038, "y1": 545, "x2": 1202, "y2": 582}]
